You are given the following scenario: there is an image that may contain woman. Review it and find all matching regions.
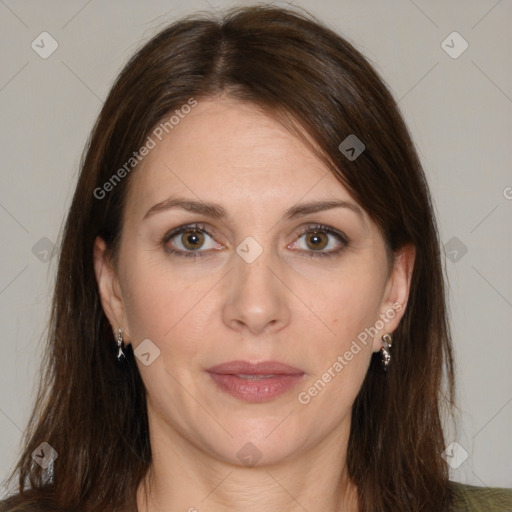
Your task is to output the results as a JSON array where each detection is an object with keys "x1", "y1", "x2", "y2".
[{"x1": 1, "y1": 5, "x2": 510, "y2": 512}]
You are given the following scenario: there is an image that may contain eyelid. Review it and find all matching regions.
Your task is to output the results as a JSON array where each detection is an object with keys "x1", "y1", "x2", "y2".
[
  {"x1": 161, "y1": 222, "x2": 349, "y2": 258},
  {"x1": 291, "y1": 223, "x2": 349, "y2": 257},
  {"x1": 295, "y1": 223, "x2": 348, "y2": 245},
  {"x1": 162, "y1": 222, "x2": 220, "y2": 258},
  {"x1": 163, "y1": 222, "x2": 213, "y2": 244}
]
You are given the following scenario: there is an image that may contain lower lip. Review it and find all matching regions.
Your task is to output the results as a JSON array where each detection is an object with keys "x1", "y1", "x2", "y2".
[{"x1": 207, "y1": 372, "x2": 304, "y2": 403}]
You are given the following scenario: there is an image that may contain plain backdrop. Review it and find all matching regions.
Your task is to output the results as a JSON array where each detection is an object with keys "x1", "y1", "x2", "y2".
[{"x1": 0, "y1": 0, "x2": 511, "y2": 494}]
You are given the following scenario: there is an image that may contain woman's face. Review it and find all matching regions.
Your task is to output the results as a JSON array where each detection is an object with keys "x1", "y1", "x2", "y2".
[{"x1": 95, "y1": 97, "x2": 413, "y2": 467}]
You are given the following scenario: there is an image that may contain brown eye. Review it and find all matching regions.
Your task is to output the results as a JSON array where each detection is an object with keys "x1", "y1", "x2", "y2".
[
  {"x1": 292, "y1": 224, "x2": 348, "y2": 258},
  {"x1": 163, "y1": 224, "x2": 221, "y2": 258},
  {"x1": 305, "y1": 231, "x2": 328, "y2": 251},
  {"x1": 180, "y1": 229, "x2": 205, "y2": 250}
]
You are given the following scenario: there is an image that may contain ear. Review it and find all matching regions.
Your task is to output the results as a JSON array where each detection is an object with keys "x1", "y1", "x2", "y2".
[
  {"x1": 372, "y1": 243, "x2": 416, "y2": 352},
  {"x1": 93, "y1": 236, "x2": 131, "y2": 343}
]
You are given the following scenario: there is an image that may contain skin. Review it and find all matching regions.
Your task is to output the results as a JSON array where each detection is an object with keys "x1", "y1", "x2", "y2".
[{"x1": 94, "y1": 97, "x2": 415, "y2": 512}]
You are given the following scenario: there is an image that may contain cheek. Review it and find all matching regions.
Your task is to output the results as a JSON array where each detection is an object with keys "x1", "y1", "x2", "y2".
[
  {"x1": 293, "y1": 262, "x2": 386, "y2": 402},
  {"x1": 119, "y1": 251, "x2": 219, "y2": 345},
  {"x1": 296, "y1": 285, "x2": 378, "y2": 416},
  {"x1": 302, "y1": 263, "x2": 386, "y2": 349}
]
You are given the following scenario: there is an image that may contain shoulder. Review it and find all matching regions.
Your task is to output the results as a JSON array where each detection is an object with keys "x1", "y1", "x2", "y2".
[{"x1": 450, "y1": 481, "x2": 512, "y2": 511}]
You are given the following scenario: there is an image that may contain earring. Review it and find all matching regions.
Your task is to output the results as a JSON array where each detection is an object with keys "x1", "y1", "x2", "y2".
[
  {"x1": 116, "y1": 328, "x2": 126, "y2": 363},
  {"x1": 380, "y1": 333, "x2": 393, "y2": 371}
]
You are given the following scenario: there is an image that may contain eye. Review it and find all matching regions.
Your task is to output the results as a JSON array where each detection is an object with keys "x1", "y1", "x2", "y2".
[
  {"x1": 162, "y1": 222, "x2": 348, "y2": 259},
  {"x1": 290, "y1": 224, "x2": 348, "y2": 257},
  {"x1": 162, "y1": 223, "x2": 221, "y2": 258}
]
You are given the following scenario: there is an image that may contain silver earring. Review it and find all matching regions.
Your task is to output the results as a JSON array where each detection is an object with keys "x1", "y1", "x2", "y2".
[
  {"x1": 116, "y1": 328, "x2": 126, "y2": 363},
  {"x1": 380, "y1": 333, "x2": 393, "y2": 371}
]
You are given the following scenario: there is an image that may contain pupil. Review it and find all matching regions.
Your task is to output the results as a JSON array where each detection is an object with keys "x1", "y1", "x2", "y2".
[
  {"x1": 183, "y1": 230, "x2": 203, "y2": 250},
  {"x1": 308, "y1": 231, "x2": 326, "y2": 250}
]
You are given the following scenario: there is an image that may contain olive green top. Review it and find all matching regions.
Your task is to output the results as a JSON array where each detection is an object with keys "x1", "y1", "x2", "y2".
[
  {"x1": 1, "y1": 482, "x2": 511, "y2": 510},
  {"x1": 451, "y1": 482, "x2": 512, "y2": 511}
]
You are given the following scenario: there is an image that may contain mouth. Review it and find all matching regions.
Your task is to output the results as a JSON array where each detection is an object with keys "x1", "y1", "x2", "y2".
[
  {"x1": 206, "y1": 360, "x2": 305, "y2": 403},
  {"x1": 230, "y1": 374, "x2": 279, "y2": 380}
]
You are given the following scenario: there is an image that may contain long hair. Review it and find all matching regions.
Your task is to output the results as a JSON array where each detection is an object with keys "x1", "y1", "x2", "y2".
[{"x1": 1, "y1": 5, "x2": 455, "y2": 511}]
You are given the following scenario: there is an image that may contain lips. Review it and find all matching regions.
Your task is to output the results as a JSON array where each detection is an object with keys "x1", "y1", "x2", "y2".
[
  {"x1": 206, "y1": 360, "x2": 305, "y2": 403},
  {"x1": 207, "y1": 360, "x2": 304, "y2": 376}
]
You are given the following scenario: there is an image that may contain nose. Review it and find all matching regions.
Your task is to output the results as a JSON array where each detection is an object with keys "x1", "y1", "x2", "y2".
[{"x1": 221, "y1": 245, "x2": 291, "y2": 336}]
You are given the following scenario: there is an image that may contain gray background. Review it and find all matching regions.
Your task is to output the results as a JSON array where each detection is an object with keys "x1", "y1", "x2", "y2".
[{"x1": 1, "y1": 0, "x2": 511, "y2": 493}]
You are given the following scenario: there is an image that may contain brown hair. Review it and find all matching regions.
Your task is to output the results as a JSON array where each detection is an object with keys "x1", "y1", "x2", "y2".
[{"x1": 1, "y1": 5, "x2": 455, "y2": 511}]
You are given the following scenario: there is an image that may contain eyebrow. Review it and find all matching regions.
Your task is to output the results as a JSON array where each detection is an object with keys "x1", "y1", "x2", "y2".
[{"x1": 143, "y1": 197, "x2": 363, "y2": 221}]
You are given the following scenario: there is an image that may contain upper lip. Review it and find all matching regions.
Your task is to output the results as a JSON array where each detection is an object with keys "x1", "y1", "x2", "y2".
[{"x1": 207, "y1": 360, "x2": 304, "y2": 375}]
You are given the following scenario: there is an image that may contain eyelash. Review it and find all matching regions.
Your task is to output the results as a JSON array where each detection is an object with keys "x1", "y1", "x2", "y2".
[{"x1": 162, "y1": 223, "x2": 349, "y2": 259}]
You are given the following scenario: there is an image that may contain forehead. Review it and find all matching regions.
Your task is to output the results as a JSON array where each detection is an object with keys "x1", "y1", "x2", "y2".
[{"x1": 125, "y1": 97, "x2": 359, "y2": 218}]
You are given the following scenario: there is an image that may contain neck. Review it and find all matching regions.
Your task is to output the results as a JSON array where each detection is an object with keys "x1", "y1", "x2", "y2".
[{"x1": 136, "y1": 411, "x2": 359, "y2": 512}]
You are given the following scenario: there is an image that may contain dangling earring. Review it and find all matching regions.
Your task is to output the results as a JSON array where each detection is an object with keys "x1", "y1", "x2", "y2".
[
  {"x1": 116, "y1": 328, "x2": 126, "y2": 363},
  {"x1": 380, "y1": 333, "x2": 393, "y2": 371}
]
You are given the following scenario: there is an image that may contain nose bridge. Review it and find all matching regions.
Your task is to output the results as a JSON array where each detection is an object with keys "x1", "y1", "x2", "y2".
[
  {"x1": 222, "y1": 236, "x2": 290, "y2": 334},
  {"x1": 236, "y1": 245, "x2": 275, "y2": 294}
]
